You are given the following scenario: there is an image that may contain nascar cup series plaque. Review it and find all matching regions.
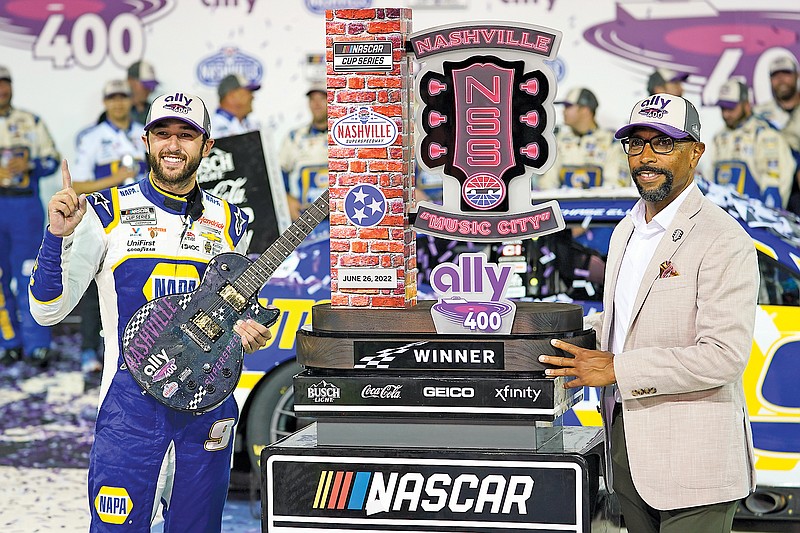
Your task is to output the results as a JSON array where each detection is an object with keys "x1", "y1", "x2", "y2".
[{"x1": 263, "y1": 11, "x2": 608, "y2": 533}]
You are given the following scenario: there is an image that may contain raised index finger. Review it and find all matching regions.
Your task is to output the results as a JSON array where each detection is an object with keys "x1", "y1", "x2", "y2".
[{"x1": 61, "y1": 159, "x2": 73, "y2": 190}]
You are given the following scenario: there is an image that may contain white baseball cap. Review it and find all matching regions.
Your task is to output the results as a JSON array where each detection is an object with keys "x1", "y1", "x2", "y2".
[
  {"x1": 615, "y1": 94, "x2": 701, "y2": 142},
  {"x1": 716, "y1": 80, "x2": 749, "y2": 109},
  {"x1": 144, "y1": 92, "x2": 211, "y2": 136},
  {"x1": 103, "y1": 79, "x2": 131, "y2": 98}
]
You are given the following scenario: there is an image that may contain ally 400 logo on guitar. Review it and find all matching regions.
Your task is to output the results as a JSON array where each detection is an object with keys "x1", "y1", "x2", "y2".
[{"x1": 121, "y1": 191, "x2": 330, "y2": 413}]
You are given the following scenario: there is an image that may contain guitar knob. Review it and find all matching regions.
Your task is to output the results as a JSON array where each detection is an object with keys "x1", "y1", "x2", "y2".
[
  {"x1": 203, "y1": 362, "x2": 212, "y2": 373},
  {"x1": 207, "y1": 384, "x2": 216, "y2": 394},
  {"x1": 222, "y1": 368, "x2": 232, "y2": 378},
  {"x1": 187, "y1": 380, "x2": 197, "y2": 390}
]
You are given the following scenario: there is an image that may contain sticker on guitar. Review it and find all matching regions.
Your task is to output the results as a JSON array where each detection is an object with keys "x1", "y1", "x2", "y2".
[{"x1": 122, "y1": 190, "x2": 330, "y2": 413}]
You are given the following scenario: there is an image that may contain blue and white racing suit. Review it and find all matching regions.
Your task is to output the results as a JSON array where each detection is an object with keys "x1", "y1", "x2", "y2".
[
  {"x1": 0, "y1": 106, "x2": 59, "y2": 355},
  {"x1": 29, "y1": 176, "x2": 250, "y2": 532},
  {"x1": 72, "y1": 119, "x2": 148, "y2": 184},
  {"x1": 212, "y1": 108, "x2": 261, "y2": 138}
]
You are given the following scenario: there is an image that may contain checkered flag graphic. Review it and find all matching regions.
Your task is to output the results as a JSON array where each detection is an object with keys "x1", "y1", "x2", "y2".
[
  {"x1": 354, "y1": 341, "x2": 427, "y2": 368},
  {"x1": 122, "y1": 301, "x2": 156, "y2": 347},
  {"x1": 187, "y1": 386, "x2": 207, "y2": 411},
  {"x1": 177, "y1": 293, "x2": 193, "y2": 310}
]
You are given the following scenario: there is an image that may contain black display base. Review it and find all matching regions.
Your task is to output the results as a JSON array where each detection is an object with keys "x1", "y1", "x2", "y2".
[{"x1": 262, "y1": 423, "x2": 606, "y2": 533}]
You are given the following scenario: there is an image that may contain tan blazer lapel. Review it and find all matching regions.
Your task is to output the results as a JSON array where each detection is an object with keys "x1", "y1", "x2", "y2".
[{"x1": 626, "y1": 186, "x2": 703, "y2": 337}]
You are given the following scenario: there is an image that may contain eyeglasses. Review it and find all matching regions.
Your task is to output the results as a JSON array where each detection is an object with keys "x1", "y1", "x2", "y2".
[{"x1": 621, "y1": 135, "x2": 693, "y2": 156}]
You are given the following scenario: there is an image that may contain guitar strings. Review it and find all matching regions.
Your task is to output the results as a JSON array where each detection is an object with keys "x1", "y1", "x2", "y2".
[{"x1": 187, "y1": 193, "x2": 330, "y2": 338}]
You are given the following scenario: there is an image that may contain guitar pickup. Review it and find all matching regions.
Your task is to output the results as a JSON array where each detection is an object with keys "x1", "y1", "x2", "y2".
[
  {"x1": 218, "y1": 283, "x2": 248, "y2": 314},
  {"x1": 190, "y1": 310, "x2": 223, "y2": 342}
]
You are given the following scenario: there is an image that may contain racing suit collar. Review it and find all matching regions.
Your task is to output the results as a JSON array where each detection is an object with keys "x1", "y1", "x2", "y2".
[{"x1": 141, "y1": 175, "x2": 202, "y2": 216}]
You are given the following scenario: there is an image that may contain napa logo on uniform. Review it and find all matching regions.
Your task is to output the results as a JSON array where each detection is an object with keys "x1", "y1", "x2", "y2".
[
  {"x1": 143, "y1": 263, "x2": 201, "y2": 300},
  {"x1": 312, "y1": 469, "x2": 534, "y2": 516},
  {"x1": 94, "y1": 486, "x2": 133, "y2": 524}
]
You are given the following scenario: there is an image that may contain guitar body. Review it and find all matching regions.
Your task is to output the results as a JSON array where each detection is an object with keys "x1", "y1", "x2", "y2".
[{"x1": 122, "y1": 252, "x2": 280, "y2": 413}]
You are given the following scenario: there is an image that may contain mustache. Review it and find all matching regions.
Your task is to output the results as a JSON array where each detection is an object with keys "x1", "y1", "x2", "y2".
[{"x1": 632, "y1": 165, "x2": 673, "y2": 179}]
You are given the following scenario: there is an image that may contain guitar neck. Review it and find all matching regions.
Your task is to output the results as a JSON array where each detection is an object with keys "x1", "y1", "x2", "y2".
[{"x1": 235, "y1": 190, "x2": 330, "y2": 295}]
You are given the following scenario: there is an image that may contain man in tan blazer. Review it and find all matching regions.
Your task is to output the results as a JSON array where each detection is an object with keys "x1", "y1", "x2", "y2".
[{"x1": 540, "y1": 94, "x2": 759, "y2": 533}]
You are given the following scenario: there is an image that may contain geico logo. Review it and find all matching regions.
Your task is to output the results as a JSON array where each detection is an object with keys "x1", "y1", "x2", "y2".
[
  {"x1": 315, "y1": 471, "x2": 534, "y2": 516},
  {"x1": 423, "y1": 386, "x2": 475, "y2": 398}
]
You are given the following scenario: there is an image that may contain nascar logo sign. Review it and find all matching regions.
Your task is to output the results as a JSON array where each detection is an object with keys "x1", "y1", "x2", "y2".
[{"x1": 264, "y1": 453, "x2": 587, "y2": 532}]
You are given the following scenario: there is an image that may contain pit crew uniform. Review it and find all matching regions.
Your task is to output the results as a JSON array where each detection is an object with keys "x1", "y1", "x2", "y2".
[
  {"x1": 29, "y1": 176, "x2": 250, "y2": 532},
  {"x1": 712, "y1": 114, "x2": 795, "y2": 209},
  {"x1": 536, "y1": 126, "x2": 629, "y2": 190},
  {"x1": 71, "y1": 119, "x2": 148, "y2": 184},
  {"x1": 0, "y1": 106, "x2": 59, "y2": 357},
  {"x1": 212, "y1": 108, "x2": 261, "y2": 138},
  {"x1": 279, "y1": 123, "x2": 328, "y2": 211}
]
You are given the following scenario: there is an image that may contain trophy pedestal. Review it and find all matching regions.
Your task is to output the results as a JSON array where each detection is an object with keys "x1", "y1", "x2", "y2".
[{"x1": 261, "y1": 301, "x2": 614, "y2": 532}]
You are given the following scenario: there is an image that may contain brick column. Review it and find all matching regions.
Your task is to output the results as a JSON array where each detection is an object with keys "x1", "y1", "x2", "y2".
[{"x1": 326, "y1": 8, "x2": 416, "y2": 309}]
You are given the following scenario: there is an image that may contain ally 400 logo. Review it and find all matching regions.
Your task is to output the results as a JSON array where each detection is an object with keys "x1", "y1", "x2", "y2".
[{"x1": 0, "y1": 1, "x2": 175, "y2": 68}]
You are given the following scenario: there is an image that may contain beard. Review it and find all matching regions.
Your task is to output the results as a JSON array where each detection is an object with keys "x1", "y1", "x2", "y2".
[
  {"x1": 632, "y1": 166, "x2": 674, "y2": 203},
  {"x1": 146, "y1": 149, "x2": 202, "y2": 190}
]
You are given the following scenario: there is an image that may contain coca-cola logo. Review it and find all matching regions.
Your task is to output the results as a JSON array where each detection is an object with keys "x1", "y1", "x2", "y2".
[{"x1": 361, "y1": 384, "x2": 403, "y2": 399}]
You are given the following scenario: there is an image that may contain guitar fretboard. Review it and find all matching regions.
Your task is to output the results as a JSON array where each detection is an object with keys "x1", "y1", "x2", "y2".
[{"x1": 233, "y1": 190, "x2": 330, "y2": 297}]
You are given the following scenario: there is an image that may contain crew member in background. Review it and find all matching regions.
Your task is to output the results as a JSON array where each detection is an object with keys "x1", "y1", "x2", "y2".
[
  {"x1": 213, "y1": 74, "x2": 261, "y2": 137},
  {"x1": 754, "y1": 55, "x2": 800, "y2": 138},
  {"x1": 98, "y1": 61, "x2": 160, "y2": 125},
  {"x1": 0, "y1": 65, "x2": 60, "y2": 367},
  {"x1": 647, "y1": 68, "x2": 689, "y2": 97},
  {"x1": 712, "y1": 79, "x2": 794, "y2": 209},
  {"x1": 127, "y1": 60, "x2": 160, "y2": 125},
  {"x1": 537, "y1": 87, "x2": 628, "y2": 255},
  {"x1": 29, "y1": 92, "x2": 271, "y2": 531},
  {"x1": 754, "y1": 54, "x2": 800, "y2": 214},
  {"x1": 538, "y1": 87, "x2": 628, "y2": 190},
  {"x1": 71, "y1": 79, "x2": 148, "y2": 374},
  {"x1": 279, "y1": 80, "x2": 329, "y2": 221}
]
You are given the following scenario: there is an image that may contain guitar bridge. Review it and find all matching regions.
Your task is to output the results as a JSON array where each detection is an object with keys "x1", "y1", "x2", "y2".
[
  {"x1": 219, "y1": 283, "x2": 248, "y2": 313},
  {"x1": 189, "y1": 310, "x2": 223, "y2": 342}
]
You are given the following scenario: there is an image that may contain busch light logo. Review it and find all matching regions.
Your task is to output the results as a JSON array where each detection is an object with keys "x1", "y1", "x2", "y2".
[
  {"x1": 304, "y1": 0, "x2": 372, "y2": 15},
  {"x1": 307, "y1": 380, "x2": 341, "y2": 403},
  {"x1": 196, "y1": 47, "x2": 263, "y2": 87},
  {"x1": 409, "y1": 22, "x2": 566, "y2": 242},
  {"x1": 429, "y1": 252, "x2": 516, "y2": 335},
  {"x1": 0, "y1": 1, "x2": 174, "y2": 68}
]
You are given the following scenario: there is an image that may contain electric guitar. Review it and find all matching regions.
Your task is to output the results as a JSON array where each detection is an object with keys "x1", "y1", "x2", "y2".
[{"x1": 121, "y1": 190, "x2": 330, "y2": 413}]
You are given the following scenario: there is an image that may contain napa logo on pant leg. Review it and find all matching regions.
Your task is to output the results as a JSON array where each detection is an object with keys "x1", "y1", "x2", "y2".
[{"x1": 94, "y1": 486, "x2": 133, "y2": 524}]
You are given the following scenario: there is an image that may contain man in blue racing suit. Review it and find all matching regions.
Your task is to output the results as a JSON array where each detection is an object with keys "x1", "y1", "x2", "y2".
[{"x1": 29, "y1": 92, "x2": 271, "y2": 532}]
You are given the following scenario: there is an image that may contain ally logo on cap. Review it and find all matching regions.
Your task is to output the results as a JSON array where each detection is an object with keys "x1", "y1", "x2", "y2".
[
  {"x1": 161, "y1": 93, "x2": 194, "y2": 114},
  {"x1": 637, "y1": 95, "x2": 672, "y2": 120}
]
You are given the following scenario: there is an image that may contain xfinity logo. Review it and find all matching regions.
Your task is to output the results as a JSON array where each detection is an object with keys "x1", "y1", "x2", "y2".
[
  {"x1": 495, "y1": 385, "x2": 542, "y2": 402},
  {"x1": 423, "y1": 386, "x2": 475, "y2": 398}
]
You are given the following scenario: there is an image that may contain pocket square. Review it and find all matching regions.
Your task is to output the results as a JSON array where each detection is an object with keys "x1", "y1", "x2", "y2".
[{"x1": 659, "y1": 260, "x2": 679, "y2": 278}]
